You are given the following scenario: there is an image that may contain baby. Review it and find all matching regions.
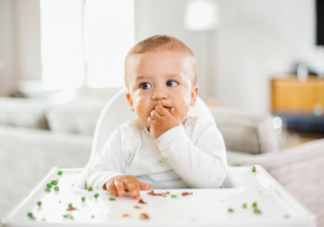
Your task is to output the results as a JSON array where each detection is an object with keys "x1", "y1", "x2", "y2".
[{"x1": 87, "y1": 35, "x2": 227, "y2": 200}]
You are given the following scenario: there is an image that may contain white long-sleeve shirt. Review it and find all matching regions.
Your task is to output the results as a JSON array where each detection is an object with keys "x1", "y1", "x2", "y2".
[{"x1": 86, "y1": 116, "x2": 227, "y2": 190}]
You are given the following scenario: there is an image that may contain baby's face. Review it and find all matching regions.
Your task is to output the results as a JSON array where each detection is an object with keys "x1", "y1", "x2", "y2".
[{"x1": 126, "y1": 51, "x2": 198, "y2": 127}]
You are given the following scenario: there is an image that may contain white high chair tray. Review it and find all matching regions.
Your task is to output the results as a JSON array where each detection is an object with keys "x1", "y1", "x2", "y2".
[{"x1": 2, "y1": 166, "x2": 316, "y2": 227}]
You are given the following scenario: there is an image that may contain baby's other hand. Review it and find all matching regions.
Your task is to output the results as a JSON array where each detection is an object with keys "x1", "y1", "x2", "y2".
[
  {"x1": 104, "y1": 175, "x2": 150, "y2": 200},
  {"x1": 148, "y1": 105, "x2": 182, "y2": 139}
]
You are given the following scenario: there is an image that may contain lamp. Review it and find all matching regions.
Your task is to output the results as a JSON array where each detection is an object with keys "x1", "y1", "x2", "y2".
[
  {"x1": 184, "y1": 0, "x2": 219, "y2": 106},
  {"x1": 184, "y1": 0, "x2": 219, "y2": 31}
]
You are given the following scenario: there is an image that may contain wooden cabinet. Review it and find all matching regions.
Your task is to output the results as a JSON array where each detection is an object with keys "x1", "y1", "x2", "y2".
[{"x1": 271, "y1": 76, "x2": 324, "y2": 113}]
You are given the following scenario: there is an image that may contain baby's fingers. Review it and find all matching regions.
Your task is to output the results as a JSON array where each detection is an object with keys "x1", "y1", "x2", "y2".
[
  {"x1": 140, "y1": 182, "x2": 151, "y2": 190},
  {"x1": 170, "y1": 108, "x2": 181, "y2": 121},
  {"x1": 107, "y1": 182, "x2": 119, "y2": 197},
  {"x1": 147, "y1": 116, "x2": 154, "y2": 125},
  {"x1": 125, "y1": 182, "x2": 140, "y2": 200},
  {"x1": 114, "y1": 179, "x2": 125, "y2": 196}
]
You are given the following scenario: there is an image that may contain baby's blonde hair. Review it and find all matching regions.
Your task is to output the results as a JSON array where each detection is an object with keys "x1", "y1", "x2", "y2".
[{"x1": 124, "y1": 35, "x2": 197, "y2": 88}]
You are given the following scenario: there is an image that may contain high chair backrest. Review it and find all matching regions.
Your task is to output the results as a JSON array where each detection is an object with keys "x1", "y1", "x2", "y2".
[{"x1": 85, "y1": 87, "x2": 215, "y2": 169}]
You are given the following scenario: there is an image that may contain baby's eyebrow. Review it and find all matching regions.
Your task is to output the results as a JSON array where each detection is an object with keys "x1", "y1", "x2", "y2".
[
  {"x1": 164, "y1": 74, "x2": 181, "y2": 79},
  {"x1": 135, "y1": 75, "x2": 149, "y2": 81}
]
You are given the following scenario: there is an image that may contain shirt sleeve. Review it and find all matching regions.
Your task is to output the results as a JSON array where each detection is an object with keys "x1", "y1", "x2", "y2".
[
  {"x1": 155, "y1": 118, "x2": 228, "y2": 188},
  {"x1": 86, "y1": 127, "x2": 126, "y2": 190}
]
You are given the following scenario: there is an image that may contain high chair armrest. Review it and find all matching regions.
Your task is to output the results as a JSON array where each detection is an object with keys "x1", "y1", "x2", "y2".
[{"x1": 228, "y1": 138, "x2": 324, "y2": 226}]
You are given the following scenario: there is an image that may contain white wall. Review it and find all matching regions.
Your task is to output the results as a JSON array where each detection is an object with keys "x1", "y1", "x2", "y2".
[
  {"x1": 135, "y1": 0, "x2": 324, "y2": 112},
  {"x1": 0, "y1": 0, "x2": 16, "y2": 96},
  {"x1": 1, "y1": 0, "x2": 323, "y2": 111},
  {"x1": 215, "y1": 0, "x2": 324, "y2": 111},
  {"x1": 134, "y1": 0, "x2": 210, "y2": 99},
  {"x1": 14, "y1": 0, "x2": 41, "y2": 81}
]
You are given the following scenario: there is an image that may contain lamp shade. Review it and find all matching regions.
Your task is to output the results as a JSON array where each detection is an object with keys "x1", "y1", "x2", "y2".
[{"x1": 184, "y1": 0, "x2": 218, "y2": 31}]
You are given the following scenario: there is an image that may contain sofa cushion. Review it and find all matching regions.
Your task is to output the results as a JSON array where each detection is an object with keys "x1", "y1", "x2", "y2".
[
  {"x1": 0, "y1": 97, "x2": 49, "y2": 129},
  {"x1": 210, "y1": 107, "x2": 279, "y2": 154},
  {"x1": 46, "y1": 99, "x2": 106, "y2": 136}
]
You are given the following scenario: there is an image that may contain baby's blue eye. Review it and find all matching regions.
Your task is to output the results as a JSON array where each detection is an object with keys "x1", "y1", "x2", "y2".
[
  {"x1": 140, "y1": 82, "x2": 152, "y2": 89},
  {"x1": 166, "y1": 80, "x2": 178, "y2": 87}
]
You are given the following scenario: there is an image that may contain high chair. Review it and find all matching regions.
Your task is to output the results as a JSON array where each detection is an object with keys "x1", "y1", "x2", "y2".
[{"x1": 2, "y1": 88, "x2": 316, "y2": 227}]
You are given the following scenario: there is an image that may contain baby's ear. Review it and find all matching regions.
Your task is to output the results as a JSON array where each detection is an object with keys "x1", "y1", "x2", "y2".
[
  {"x1": 125, "y1": 92, "x2": 135, "y2": 111},
  {"x1": 190, "y1": 85, "x2": 199, "y2": 106}
]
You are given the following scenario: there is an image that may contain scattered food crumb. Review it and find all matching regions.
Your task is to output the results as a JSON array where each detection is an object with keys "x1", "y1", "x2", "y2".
[
  {"x1": 67, "y1": 203, "x2": 77, "y2": 211},
  {"x1": 72, "y1": 184, "x2": 74, "y2": 186},
  {"x1": 59, "y1": 201, "x2": 61, "y2": 203},
  {"x1": 67, "y1": 207, "x2": 77, "y2": 211},
  {"x1": 148, "y1": 190, "x2": 170, "y2": 197},
  {"x1": 27, "y1": 212, "x2": 35, "y2": 220},
  {"x1": 181, "y1": 192, "x2": 193, "y2": 196},
  {"x1": 140, "y1": 213, "x2": 150, "y2": 220},
  {"x1": 284, "y1": 214, "x2": 290, "y2": 218},
  {"x1": 138, "y1": 199, "x2": 147, "y2": 204},
  {"x1": 63, "y1": 214, "x2": 74, "y2": 220},
  {"x1": 158, "y1": 160, "x2": 162, "y2": 163},
  {"x1": 123, "y1": 214, "x2": 130, "y2": 217},
  {"x1": 171, "y1": 195, "x2": 177, "y2": 198},
  {"x1": 91, "y1": 215, "x2": 94, "y2": 218},
  {"x1": 254, "y1": 208, "x2": 262, "y2": 214},
  {"x1": 134, "y1": 206, "x2": 141, "y2": 209}
]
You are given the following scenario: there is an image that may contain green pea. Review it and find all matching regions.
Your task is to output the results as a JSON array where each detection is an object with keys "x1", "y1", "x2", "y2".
[
  {"x1": 45, "y1": 188, "x2": 51, "y2": 193},
  {"x1": 51, "y1": 180, "x2": 58, "y2": 185},
  {"x1": 88, "y1": 186, "x2": 93, "y2": 191},
  {"x1": 252, "y1": 202, "x2": 257, "y2": 208},
  {"x1": 171, "y1": 195, "x2": 177, "y2": 198},
  {"x1": 94, "y1": 193, "x2": 99, "y2": 198},
  {"x1": 228, "y1": 208, "x2": 234, "y2": 212},
  {"x1": 46, "y1": 183, "x2": 52, "y2": 188},
  {"x1": 252, "y1": 166, "x2": 256, "y2": 172},
  {"x1": 58, "y1": 171, "x2": 63, "y2": 175},
  {"x1": 54, "y1": 186, "x2": 59, "y2": 191},
  {"x1": 27, "y1": 212, "x2": 35, "y2": 220},
  {"x1": 242, "y1": 203, "x2": 247, "y2": 208},
  {"x1": 68, "y1": 203, "x2": 72, "y2": 208},
  {"x1": 109, "y1": 197, "x2": 115, "y2": 201},
  {"x1": 37, "y1": 201, "x2": 42, "y2": 207},
  {"x1": 81, "y1": 197, "x2": 86, "y2": 202},
  {"x1": 254, "y1": 208, "x2": 262, "y2": 214}
]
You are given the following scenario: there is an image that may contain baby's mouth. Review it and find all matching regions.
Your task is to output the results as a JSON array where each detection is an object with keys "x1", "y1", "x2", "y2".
[{"x1": 163, "y1": 106, "x2": 171, "y2": 111}]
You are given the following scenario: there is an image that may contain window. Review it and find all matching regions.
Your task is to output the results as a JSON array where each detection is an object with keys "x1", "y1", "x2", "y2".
[{"x1": 40, "y1": 0, "x2": 134, "y2": 89}]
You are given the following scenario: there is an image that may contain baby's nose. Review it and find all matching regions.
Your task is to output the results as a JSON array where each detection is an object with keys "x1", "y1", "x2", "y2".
[{"x1": 152, "y1": 88, "x2": 168, "y2": 100}]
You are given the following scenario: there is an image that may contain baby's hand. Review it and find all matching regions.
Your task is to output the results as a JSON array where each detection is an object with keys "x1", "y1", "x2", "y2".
[
  {"x1": 148, "y1": 104, "x2": 182, "y2": 139},
  {"x1": 104, "y1": 175, "x2": 150, "y2": 200}
]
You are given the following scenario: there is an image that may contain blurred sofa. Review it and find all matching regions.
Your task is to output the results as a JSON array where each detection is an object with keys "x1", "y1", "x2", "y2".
[{"x1": 0, "y1": 97, "x2": 323, "y2": 226}]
